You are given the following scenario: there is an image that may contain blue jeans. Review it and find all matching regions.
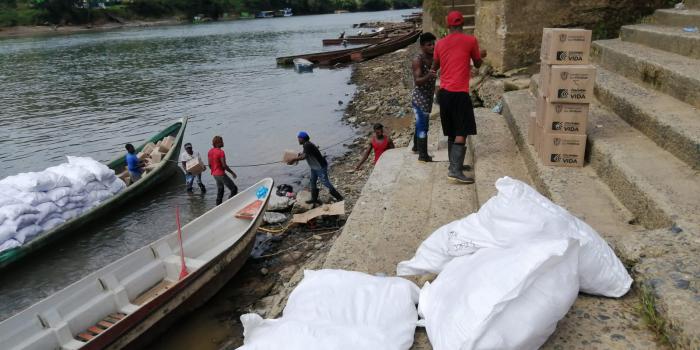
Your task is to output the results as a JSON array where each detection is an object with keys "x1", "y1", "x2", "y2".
[
  {"x1": 309, "y1": 167, "x2": 337, "y2": 192},
  {"x1": 129, "y1": 170, "x2": 142, "y2": 182},
  {"x1": 185, "y1": 173, "x2": 203, "y2": 190},
  {"x1": 412, "y1": 102, "x2": 429, "y2": 139}
]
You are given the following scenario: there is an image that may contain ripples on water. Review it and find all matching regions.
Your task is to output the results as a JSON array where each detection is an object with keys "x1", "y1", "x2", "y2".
[{"x1": 0, "y1": 9, "x2": 416, "y2": 320}]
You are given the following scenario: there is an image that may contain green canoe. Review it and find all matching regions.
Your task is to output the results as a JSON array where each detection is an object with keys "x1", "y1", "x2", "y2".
[{"x1": 0, "y1": 117, "x2": 189, "y2": 270}]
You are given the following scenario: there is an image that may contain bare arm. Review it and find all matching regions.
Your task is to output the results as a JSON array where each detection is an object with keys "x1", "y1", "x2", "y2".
[
  {"x1": 388, "y1": 138, "x2": 395, "y2": 149},
  {"x1": 413, "y1": 56, "x2": 436, "y2": 85},
  {"x1": 220, "y1": 156, "x2": 237, "y2": 178},
  {"x1": 355, "y1": 143, "x2": 373, "y2": 170},
  {"x1": 181, "y1": 161, "x2": 187, "y2": 171}
]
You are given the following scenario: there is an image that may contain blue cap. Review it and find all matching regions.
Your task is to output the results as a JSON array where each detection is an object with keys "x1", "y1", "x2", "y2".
[{"x1": 297, "y1": 131, "x2": 309, "y2": 139}]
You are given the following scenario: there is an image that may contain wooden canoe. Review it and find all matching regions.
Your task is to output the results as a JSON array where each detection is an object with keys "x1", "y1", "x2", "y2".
[
  {"x1": 0, "y1": 178, "x2": 274, "y2": 350},
  {"x1": 350, "y1": 30, "x2": 421, "y2": 62},
  {"x1": 276, "y1": 46, "x2": 369, "y2": 66},
  {"x1": 0, "y1": 117, "x2": 188, "y2": 270},
  {"x1": 322, "y1": 37, "x2": 387, "y2": 46}
]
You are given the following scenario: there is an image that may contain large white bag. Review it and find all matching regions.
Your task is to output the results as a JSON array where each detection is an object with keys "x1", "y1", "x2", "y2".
[
  {"x1": 67, "y1": 156, "x2": 117, "y2": 184},
  {"x1": 238, "y1": 269, "x2": 419, "y2": 350},
  {"x1": 0, "y1": 171, "x2": 71, "y2": 192},
  {"x1": 46, "y1": 163, "x2": 97, "y2": 188},
  {"x1": 419, "y1": 239, "x2": 580, "y2": 350},
  {"x1": 398, "y1": 177, "x2": 632, "y2": 298}
]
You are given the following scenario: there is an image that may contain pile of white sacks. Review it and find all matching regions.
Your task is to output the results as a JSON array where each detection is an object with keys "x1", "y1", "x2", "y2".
[
  {"x1": 0, "y1": 156, "x2": 126, "y2": 253},
  {"x1": 237, "y1": 177, "x2": 633, "y2": 350}
]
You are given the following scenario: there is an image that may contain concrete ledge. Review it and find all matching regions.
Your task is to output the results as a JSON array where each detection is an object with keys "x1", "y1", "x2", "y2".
[
  {"x1": 621, "y1": 24, "x2": 700, "y2": 60},
  {"x1": 592, "y1": 39, "x2": 700, "y2": 109},
  {"x1": 651, "y1": 9, "x2": 700, "y2": 28},
  {"x1": 594, "y1": 67, "x2": 700, "y2": 170}
]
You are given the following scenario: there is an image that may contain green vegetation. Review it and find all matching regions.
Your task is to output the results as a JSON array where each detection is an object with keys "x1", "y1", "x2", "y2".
[
  {"x1": 0, "y1": 0, "x2": 421, "y2": 27},
  {"x1": 639, "y1": 284, "x2": 670, "y2": 345}
]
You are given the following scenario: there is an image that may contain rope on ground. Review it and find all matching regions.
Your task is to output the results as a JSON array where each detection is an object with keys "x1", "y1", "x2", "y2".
[
  {"x1": 258, "y1": 222, "x2": 293, "y2": 234},
  {"x1": 255, "y1": 227, "x2": 342, "y2": 259},
  {"x1": 166, "y1": 134, "x2": 360, "y2": 169}
]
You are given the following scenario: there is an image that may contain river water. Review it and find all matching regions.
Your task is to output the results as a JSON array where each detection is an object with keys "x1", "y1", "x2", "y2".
[{"x1": 0, "y1": 9, "x2": 415, "y2": 323}]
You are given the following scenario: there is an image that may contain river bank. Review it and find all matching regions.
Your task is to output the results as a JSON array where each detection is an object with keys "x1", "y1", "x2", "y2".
[
  {"x1": 150, "y1": 43, "x2": 417, "y2": 350},
  {"x1": 0, "y1": 18, "x2": 184, "y2": 39}
]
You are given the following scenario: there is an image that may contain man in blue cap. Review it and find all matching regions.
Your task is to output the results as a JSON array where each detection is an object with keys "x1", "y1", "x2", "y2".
[{"x1": 289, "y1": 131, "x2": 343, "y2": 205}]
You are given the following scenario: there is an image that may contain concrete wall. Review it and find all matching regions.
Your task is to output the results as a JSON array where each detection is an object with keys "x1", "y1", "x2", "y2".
[{"x1": 472, "y1": 0, "x2": 670, "y2": 73}]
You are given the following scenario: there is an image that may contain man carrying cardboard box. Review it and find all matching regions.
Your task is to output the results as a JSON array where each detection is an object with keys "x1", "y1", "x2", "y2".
[
  {"x1": 431, "y1": 10, "x2": 486, "y2": 184},
  {"x1": 180, "y1": 143, "x2": 206, "y2": 193},
  {"x1": 124, "y1": 143, "x2": 144, "y2": 182}
]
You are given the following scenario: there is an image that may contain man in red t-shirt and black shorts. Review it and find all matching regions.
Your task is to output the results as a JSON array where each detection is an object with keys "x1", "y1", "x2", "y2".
[{"x1": 431, "y1": 10, "x2": 486, "y2": 184}]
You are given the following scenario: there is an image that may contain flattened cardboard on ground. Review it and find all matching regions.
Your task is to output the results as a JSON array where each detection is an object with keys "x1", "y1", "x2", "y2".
[
  {"x1": 539, "y1": 132, "x2": 587, "y2": 167},
  {"x1": 540, "y1": 99, "x2": 589, "y2": 135},
  {"x1": 528, "y1": 112, "x2": 537, "y2": 145},
  {"x1": 186, "y1": 158, "x2": 206, "y2": 175},
  {"x1": 541, "y1": 28, "x2": 592, "y2": 65},
  {"x1": 541, "y1": 64, "x2": 596, "y2": 104},
  {"x1": 292, "y1": 201, "x2": 345, "y2": 224}
]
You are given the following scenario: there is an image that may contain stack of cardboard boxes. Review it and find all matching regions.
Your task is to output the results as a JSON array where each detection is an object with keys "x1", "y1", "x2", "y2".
[{"x1": 529, "y1": 28, "x2": 594, "y2": 168}]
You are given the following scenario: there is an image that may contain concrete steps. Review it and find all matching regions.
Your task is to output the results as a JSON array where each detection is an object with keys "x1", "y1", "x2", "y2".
[
  {"x1": 450, "y1": 4, "x2": 475, "y2": 15},
  {"x1": 592, "y1": 39, "x2": 700, "y2": 109},
  {"x1": 440, "y1": 0, "x2": 474, "y2": 7},
  {"x1": 594, "y1": 67, "x2": 700, "y2": 170},
  {"x1": 502, "y1": 89, "x2": 700, "y2": 348},
  {"x1": 621, "y1": 24, "x2": 700, "y2": 59},
  {"x1": 651, "y1": 8, "x2": 700, "y2": 27}
]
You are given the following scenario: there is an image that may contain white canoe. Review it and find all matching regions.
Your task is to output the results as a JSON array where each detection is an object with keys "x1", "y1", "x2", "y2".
[{"x1": 0, "y1": 178, "x2": 274, "y2": 350}]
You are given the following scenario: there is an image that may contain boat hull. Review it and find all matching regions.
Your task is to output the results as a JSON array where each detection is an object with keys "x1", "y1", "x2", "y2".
[
  {"x1": 0, "y1": 118, "x2": 188, "y2": 270},
  {"x1": 102, "y1": 215, "x2": 260, "y2": 350}
]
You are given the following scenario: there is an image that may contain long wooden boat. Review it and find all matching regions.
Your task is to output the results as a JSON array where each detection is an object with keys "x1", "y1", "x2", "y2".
[
  {"x1": 350, "y1": 30, "x2": 421, "y2": 62},
  {"x1": 276, "y1": 45, "x2": 369, "y2": 66},
  {"x1": 322, "y1": 36, "x2": 387, "y2": 46},
  {"x1": 0, "y1": 178, "x2": 274, "y2": 350},
  {"x1": 0, "y1": 117, "x2": 188, "y2": 270}
]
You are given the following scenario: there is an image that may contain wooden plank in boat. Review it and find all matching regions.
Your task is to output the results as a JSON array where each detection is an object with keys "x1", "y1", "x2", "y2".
[
  {"x1": 235, "y1": 200, "x2": 263, "y2": 220},
  {"x1": 134, "y1": 280, "x2": 174, "y2": 306}
]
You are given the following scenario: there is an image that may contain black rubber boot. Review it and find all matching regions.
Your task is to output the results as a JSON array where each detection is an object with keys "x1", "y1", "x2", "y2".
[
  {"x1": 411, "y1": 132, "x2": 418, "y2": 153},
  {"x1": 417, "y1": 137, "x2": 432, "y2": 162},
  {"x1": 306, "y1": 188, "x2": 322, "y2": 205},
  {"x1": 448, "y1": 136, "x2": 471, "y2": 171},
  {"x1": 447, "y1": 143, "x2": 474, "y2": 184},
  {"x1": 329, "y1": 188, "x2": 344, "y2": 201}
]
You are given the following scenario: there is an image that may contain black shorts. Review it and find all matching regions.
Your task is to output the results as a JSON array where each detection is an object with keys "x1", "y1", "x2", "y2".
[{"x1": 438, "y1": 89, "x2": 477, "y2": 137}]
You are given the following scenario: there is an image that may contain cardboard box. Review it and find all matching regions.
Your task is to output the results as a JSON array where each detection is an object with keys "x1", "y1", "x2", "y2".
[
  {"x1": 540, "y1": 100, "x2": 589, "y2": 134},
  {"x1": 283, "y1": 150, "x2": 299, "y2": 164},
  {"x1": 540, "y1": 64, "x2": 596, "y2": 103},
  {"x1": 142, "y1": 142, "x2": 156, "y2": 155},
  {"x1": 186, "y1": 158, "x2": 206, "y2": 175},
  {"x1": 137, "y1": 151, "x2": 150, "y2": 161},
  {"x1": 539, "y1": 132, "x2": 587, "y2": 167},
  {"x1": 149, "y1": 149, "x2": 163, "y2": 163},
  {"x1": 159, "y1": 136, "x2": 175, "y2": 153},
  {"x1": 528, "y1": 112, "x2": 537, "y2": 145},
  {"x1": 541, "y1": 28, "x2": 592, "y2": 65}
]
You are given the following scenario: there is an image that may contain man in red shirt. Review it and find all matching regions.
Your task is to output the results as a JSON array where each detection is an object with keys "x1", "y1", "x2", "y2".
[
  {"x1": 431, "y1": 10, "x2": 486, "y2": 184},
  {"x1": 208, "y1": 135, "x2": 238, "y2": 205},
  {"x1": 354, "y1": 123, "x2": 395, "y2": 170}
]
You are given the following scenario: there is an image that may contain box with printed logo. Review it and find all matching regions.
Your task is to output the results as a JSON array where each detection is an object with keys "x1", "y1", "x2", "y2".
[
  {"x1": 541, "y1": 28, "x2": 592, "y2": 65},
  {"x1": 540, "y1": 99, "x2": 589, "y2": 134},
  {"x1": 539, "y1": 132, "x2": 587, "y2": 167},
  {"x1": 540, "y1": 64, "x2": 596, "y2": 104}
]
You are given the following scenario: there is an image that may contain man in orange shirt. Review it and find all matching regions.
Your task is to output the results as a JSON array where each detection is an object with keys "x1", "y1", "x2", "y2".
[{"x1": 431, "y1": 10, "x2": 486, "y2": 184}]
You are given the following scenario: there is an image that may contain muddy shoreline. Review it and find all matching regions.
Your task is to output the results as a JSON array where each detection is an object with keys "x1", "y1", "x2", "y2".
[
  {"x1": 150, "y1": 38, "x2": 417, "y2": 350},
  {"x1": 0, "y1": 18, "x2": 184, "y2": 39}
]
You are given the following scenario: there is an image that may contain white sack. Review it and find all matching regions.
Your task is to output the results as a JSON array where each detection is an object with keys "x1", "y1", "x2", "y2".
[
  {"x1": 419, "y1": 239, "x2": 580, "y2": 350},
  {"x1": 398, "y1": 177, "x2": 632, "y2": 298},
  {"x1": 83, "y1": 181, "x2": 108, "y2": 192},
  {"x1": 238, "y1": 269, "x2": 419, "y2": 350},
  {"x1": 67, "y1": 156, "x2": 117, "y2": 184},
  {"x1": 61, "y1": 208, "x2": 83, "y2": 221},
  {"x1": 41, "y1": 217, "x2": 65, "y2": 231},
  {"x1": 0, "y1": 203, "x2": 39, "y2": 221},
  {"x1": 35, "y1": 202, "x2": 61, "y2": 223},
  {"x1": 0, "y1": 239, "x2": 21, "y2": 253},
  {"x1": 46, "y1": 163, "x2": 96, "y2": 188},
  {"x1": 13, "y1": 224, "x2": 42, "y2": 244},
  {"x1": 266, "y1": 193, "x2": 295, "y2": 211},
  {"x1": 0, "y1": 191, "x2": 22, "y2": 207},
  {"x1": 0, "y1": 171, "x2": 70, "y2": 192},
  {"x1": 86, "y1": 190, "x2": 113, "y2": 205},
  {"x1": 107, "y1": 178, "x2": 126, "y2": 194},
  {"x1": 263, "y1": 212, "x2": 287, "y2": 225}
]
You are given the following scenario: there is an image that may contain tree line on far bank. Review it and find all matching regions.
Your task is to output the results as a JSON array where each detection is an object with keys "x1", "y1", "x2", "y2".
[{"x1": 0, "y1": 0, "x2": 420, "y2": 27}]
